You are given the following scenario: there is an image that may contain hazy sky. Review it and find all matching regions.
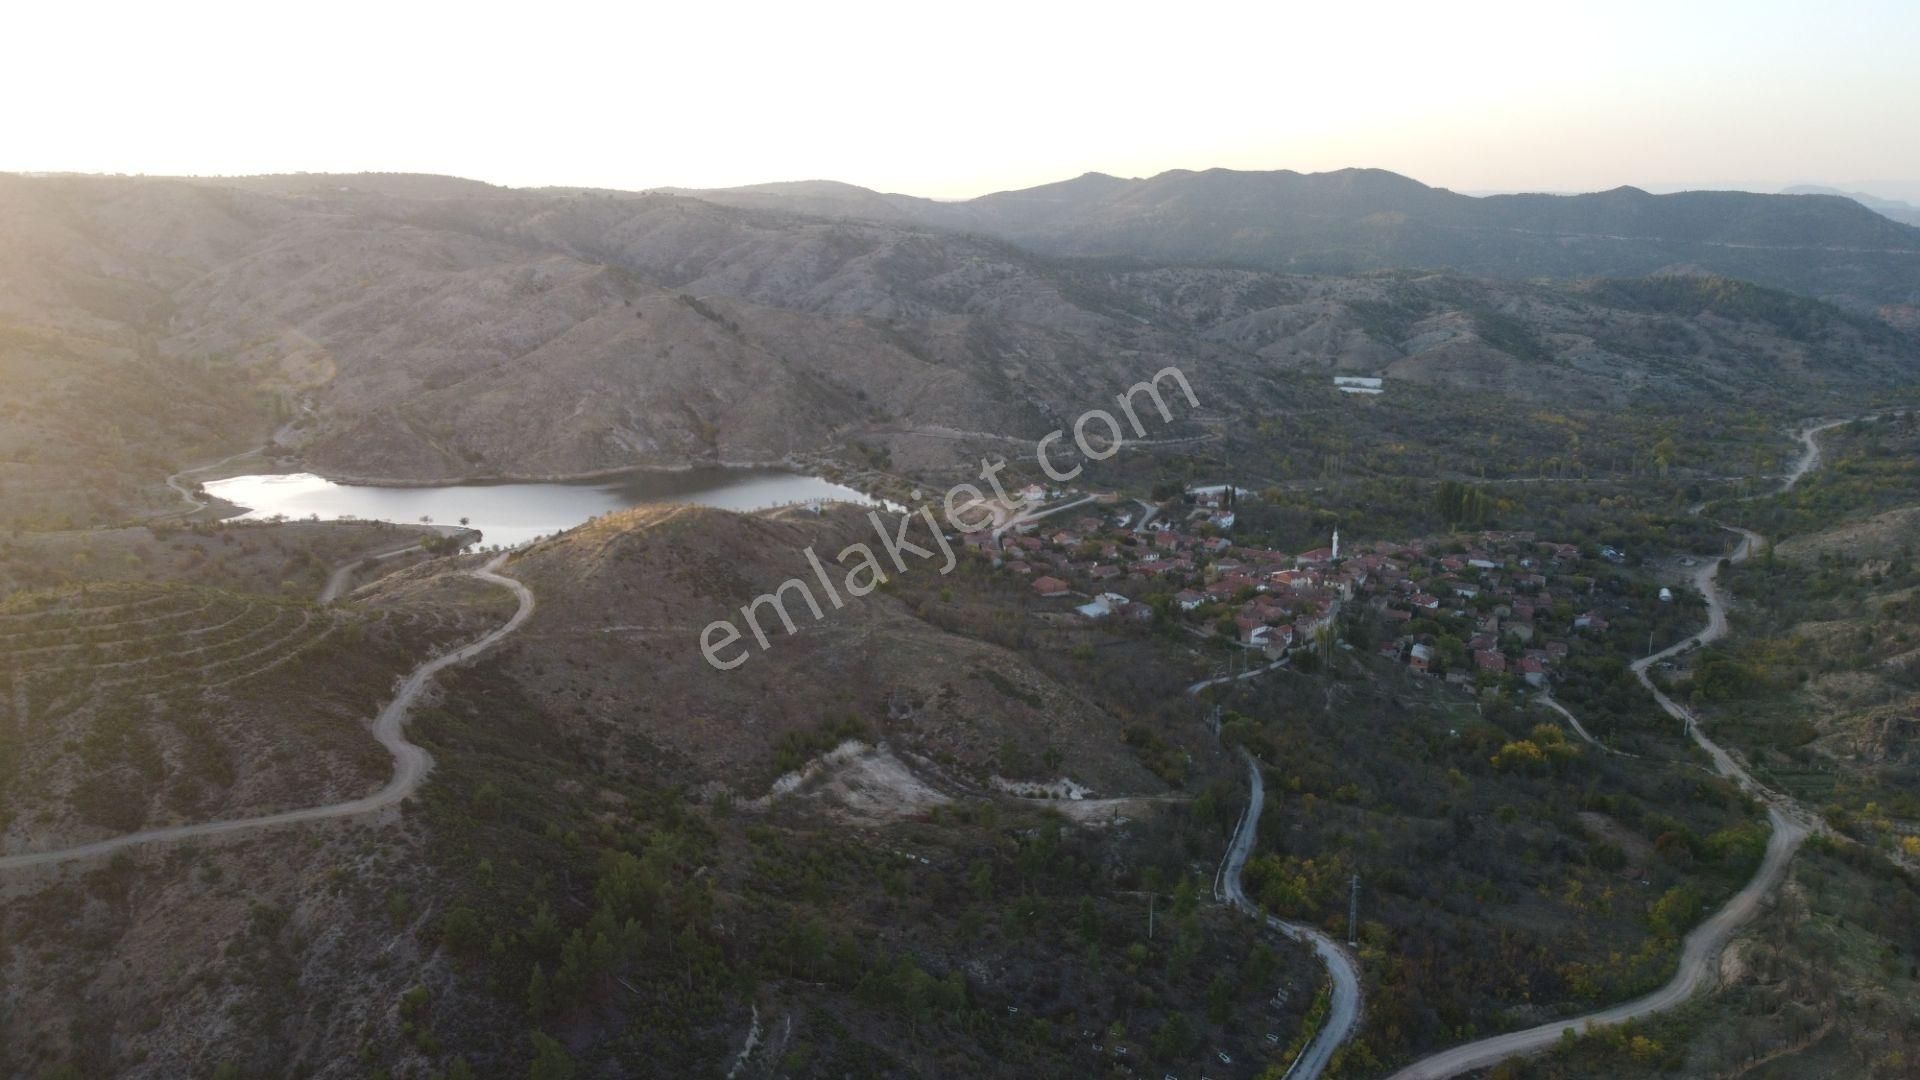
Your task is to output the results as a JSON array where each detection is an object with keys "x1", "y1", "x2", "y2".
[{"x1": 8, "y1": 0, "x2": 1919, "y2": 200}]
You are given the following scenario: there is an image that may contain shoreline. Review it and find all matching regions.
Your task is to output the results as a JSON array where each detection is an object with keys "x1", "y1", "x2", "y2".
[{"x1": 203, "y1": 453, "x2": 815, "y2": 490}]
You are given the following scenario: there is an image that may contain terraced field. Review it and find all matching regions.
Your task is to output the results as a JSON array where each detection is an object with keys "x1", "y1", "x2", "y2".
[{"x1": 0, "y1": 577, "x2": 499, "y2": 851}]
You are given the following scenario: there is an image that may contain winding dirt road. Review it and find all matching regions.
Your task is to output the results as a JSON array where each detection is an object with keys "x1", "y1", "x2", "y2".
[
  {"x1": 0, "y1": 555, "x2": 533, "y2": 872},
  {"x1": 1536, "y1": 694, "x2": 1618, "y2": 755},
  {"x1": 1385, "y1": 418, "x2": 1851, "y2": 1079},
  {"x1": 1783, "y1": 416, "x2": 1870, "y2": 489},
  {"x1": 317, "y1": 542, "x2": 426, "y2": 604},
  {"x1": 1218, "y1": 749, "x2": 1363, "y2": 1080},
  {"x1": 162, "y1": 444, "x2": 267, "y2": 517},
  {"x1": 316, "y1": 528, "x2": 480, "y2": 604},
  {"x1": 1188, "y1": 644, "x2": 1359, "y2": 1079}
]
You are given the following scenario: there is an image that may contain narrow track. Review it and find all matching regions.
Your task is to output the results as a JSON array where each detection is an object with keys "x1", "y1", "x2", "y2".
[
  {"x1": 1385, "y1": 417, "x2": 1856, "y2": 1079},
  {"x1": 0, "y1": 556, "x2": 533, "y2": 872}
]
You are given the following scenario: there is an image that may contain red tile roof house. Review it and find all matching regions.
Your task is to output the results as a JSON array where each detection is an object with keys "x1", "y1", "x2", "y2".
[
  {"x1": 1574, "y1": 612, "x2": 1610, "y2": 632},
  {"x1": 1296, "y1": 547, "x2": 1335, "y2": 566},
  {"x1": 1475, "y1": 649, "x2": 1507, "y2": 673},
  {"x1": 1175, "y1": 589, "x2": 1207, "y2": 611},
  {"x1": 1408, "y1": 643, "x2": 1435, "y2": 672},
  {"x1": 1031, "y1": 576, "x2": 1071, "y2": 597},
  {"x1": 1518, "y1": 656, "x2": 1547, "y2": 687},
  {"x1": 1236, "y1": 614, "x2": 1273, "y2": 644},
  {"x1": 1153, "y1": 530, "x2": 1184, "y2": 550},
  {"x1": 1089, "y1": 564, "x2": 1123, "y2": 581},
  {"x1": 1411, "y1": 593, "x2": 1441, "y2": 610},
  {"x1": 1220, "y1": 572, "x2": 1262, "y2": 594}
]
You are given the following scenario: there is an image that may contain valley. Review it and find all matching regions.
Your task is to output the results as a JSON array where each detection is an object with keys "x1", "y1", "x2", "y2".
[{"x1": 1, "y1": 167, "x2": 1917, "y2": 1080}]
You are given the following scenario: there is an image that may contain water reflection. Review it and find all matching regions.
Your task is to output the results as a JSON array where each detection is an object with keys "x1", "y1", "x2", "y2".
[{"x1": 204, "y1": 467, "x2": 882, "y2": 548}]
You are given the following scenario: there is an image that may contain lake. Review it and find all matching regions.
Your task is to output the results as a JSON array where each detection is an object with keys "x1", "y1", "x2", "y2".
[{"x1": 202, "y1": 467, "x2": 885, "y2": 548}]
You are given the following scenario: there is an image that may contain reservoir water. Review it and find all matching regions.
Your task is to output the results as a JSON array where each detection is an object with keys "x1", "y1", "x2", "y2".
[{"x1": 203, "y1": 467, "x2": 883, "y2": 548}]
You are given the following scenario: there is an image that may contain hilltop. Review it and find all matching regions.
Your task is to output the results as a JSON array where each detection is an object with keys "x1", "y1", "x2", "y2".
[{"x1": 500, "y1": 502, "x2": 1178, "y2": 795}]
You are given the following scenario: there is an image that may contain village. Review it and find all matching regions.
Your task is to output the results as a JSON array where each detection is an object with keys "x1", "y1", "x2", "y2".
[{"x1": 966, "y1": 483, "x2": 1638, "y2": 693}]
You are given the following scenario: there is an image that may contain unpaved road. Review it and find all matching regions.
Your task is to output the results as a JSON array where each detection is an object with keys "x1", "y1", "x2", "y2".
[
  {"x1": 0, "y1": 555, "x2": 533, "y2": 872},
  {"x1": 1219, "y1": 749, "x2": 1362, "y2": 1080},
  {"x1": 992, "y1": 492, "x2": 1100, "y2": 538},
  {"x1": 1385, "y1": 807, "x2": 1805, "y2": 1079},
  {"x1": 1783, "y1": 416, "x2": 1871, "y2": 489},
  {"x1": 1387, "y1": 419, "x2": 1851, "y2": 1079},
  {"x1": 1187, "y1": 656, "x2": 1291, "y2": 695},
  {"x1": 1537, "y1": 694, "x2": 1618, "y2": 755},
  {"x1": 162, "y1": 444, "x2": 267, "y2": 517},
  {"x1": 1391, "y1": 579, "x2": 1813, "y2": 1080},
  {"x1": 316, "y1": 528, "x2": 480, "y2": 604},
  {"x1": 1187, "y1": 620, "x2": 1352, "y2": 1076},
  {"x1": 318, "y1": 542, "x2": 427, "y2": 604}
]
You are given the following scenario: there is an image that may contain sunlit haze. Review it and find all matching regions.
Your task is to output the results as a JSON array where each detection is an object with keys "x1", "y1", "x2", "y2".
[
  {"x1": 7, "y1": 2, "x2": 1920, "y2": 1077},
  {"x1": 8, "y1": 0, "x2": 1919, "y2": 198}
]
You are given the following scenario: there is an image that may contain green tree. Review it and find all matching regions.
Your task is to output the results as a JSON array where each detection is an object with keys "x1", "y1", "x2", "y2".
[
  {"x1": 1152, "y1": 1012, "x2": 1196, "y2": 1060},
  {"x1": 529, "y1": 1032, "x2": 576, "y2": 1080},
  {"x1": 526, "y1": 964, "x2": 553, "y2": 1018}
]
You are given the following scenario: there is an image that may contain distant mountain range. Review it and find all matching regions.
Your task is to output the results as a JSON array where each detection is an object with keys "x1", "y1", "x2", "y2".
[
  {"x1": 663, "y1": 168, "x2": 1920, "y2": 310},
  {"x1": 1780, "y1": 184, "x2": 1920, "y2": 227},
  {"x1": 1, "y1": 170, "x2": 1916, "y2": 504}
]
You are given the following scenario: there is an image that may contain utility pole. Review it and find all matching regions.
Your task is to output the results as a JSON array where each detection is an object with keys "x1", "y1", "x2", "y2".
[
  {"x1": 1347, "y1": 875, "x2": 1359, "y2": 947},
  {"x1": 1148, "y1": 894, "x2": 1155, "y2": 940}
]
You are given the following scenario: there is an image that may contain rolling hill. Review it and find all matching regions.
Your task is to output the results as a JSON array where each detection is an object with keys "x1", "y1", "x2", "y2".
[
  {"x1": 681, "y1": 167, "x2": 1920, "y2": 309},
  {"x1": 0, "y1": 171, "x2": 1916, "y2": 508}
]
